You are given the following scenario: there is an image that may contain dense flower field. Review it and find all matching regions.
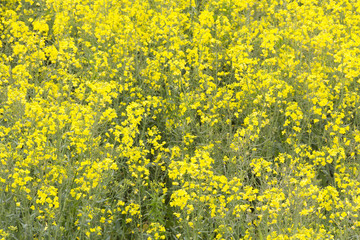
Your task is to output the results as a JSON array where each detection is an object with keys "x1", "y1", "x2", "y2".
[{"x1": 1, "y1": 0, "x2": 360, "y2": 239}]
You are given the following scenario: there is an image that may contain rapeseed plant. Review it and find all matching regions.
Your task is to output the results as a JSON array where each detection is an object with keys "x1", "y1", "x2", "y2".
[{"x1": 2, "y1": 0, "x2": 360, "y2": 239}]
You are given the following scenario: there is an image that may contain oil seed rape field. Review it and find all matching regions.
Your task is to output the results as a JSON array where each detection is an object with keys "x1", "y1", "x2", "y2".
[{"x1": 1, "y1": 0, "x2": 360, "y2": 239}]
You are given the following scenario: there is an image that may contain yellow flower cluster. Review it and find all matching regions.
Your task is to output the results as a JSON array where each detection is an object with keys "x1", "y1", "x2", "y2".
[{"x1": 1, "y1": 0, "x2": 360, "y2": 239}]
